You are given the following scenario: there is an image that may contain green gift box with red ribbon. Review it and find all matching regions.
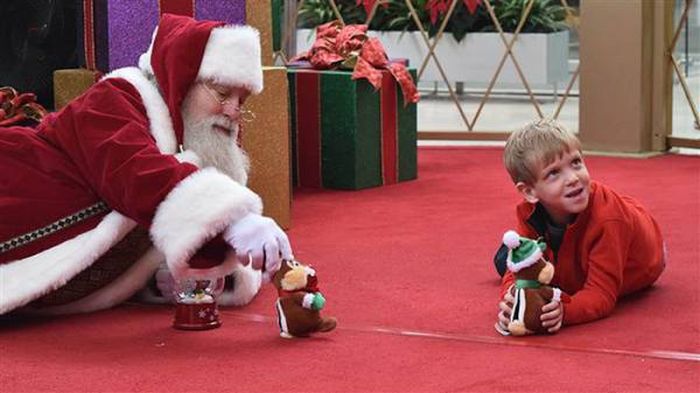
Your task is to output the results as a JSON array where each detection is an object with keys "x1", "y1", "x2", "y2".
[{"x1": 288, "y1": 67, "x2": 417, "y2": 190}]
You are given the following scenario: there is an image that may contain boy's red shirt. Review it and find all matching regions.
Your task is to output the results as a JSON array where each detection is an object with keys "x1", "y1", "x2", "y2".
[{"x1": 500, "y1": 180, "x2": 665, "y2": 325}]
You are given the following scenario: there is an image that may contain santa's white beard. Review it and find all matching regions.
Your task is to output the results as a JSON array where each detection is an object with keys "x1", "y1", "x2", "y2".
[{"x1": 182, "y1": 115, "x2": 250, "y2": 185}]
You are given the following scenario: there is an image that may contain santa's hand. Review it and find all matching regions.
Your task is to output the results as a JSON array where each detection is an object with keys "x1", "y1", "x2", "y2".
[
  {"x1": 223, "y1": 213, "x2": 293, "y2": 278},
  {"x1": 541, "y1": 300, "x2": 564, "y2": 333}
]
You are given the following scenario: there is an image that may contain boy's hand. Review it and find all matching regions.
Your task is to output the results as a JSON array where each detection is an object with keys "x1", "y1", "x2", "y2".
[
  {"x1": 541, "y1": 300, "x2": 564, "y2": 333},
  {"x1": 496, "y1": 287, "x2": 514, "y2": 334}
]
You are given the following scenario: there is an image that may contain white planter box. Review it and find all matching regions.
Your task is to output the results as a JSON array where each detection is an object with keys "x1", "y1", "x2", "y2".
[{"x1": 296, "y1": 29, "x2": 569, "y2": 90}]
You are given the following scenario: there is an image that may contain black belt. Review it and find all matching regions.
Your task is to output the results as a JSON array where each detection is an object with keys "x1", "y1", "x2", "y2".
[{"x1": 0, "y1": 201, "x2": 110, "y2": 255}]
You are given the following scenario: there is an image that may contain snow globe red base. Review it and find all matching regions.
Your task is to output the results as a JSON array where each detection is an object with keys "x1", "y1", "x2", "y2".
[{"x1": 173, "y1": 279, "x2": 222, "y2": 330}]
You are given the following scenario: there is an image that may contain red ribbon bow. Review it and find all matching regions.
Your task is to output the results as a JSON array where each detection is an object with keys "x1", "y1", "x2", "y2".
[
  {"x1": 292, "y1": 21, "x2": 420, "y2": 106},
  {"x1": 0, "y1": 87, "x2": 48, "y2": 127}
]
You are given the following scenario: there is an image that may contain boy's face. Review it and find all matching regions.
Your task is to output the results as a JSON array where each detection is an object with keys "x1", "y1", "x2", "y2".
[{"x1": 516, "y1": 149, "x2": 590, "y2": 225}]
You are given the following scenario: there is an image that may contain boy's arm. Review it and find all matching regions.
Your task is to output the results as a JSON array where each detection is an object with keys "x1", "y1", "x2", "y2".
[{"x1": 563, "y1": 221, "x2": 630, "y2": 325}]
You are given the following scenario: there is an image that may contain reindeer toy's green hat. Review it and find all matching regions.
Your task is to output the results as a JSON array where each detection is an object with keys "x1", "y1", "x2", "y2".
[{"x1": 502, "y1": 230, "x2": 547, "y2": 273}]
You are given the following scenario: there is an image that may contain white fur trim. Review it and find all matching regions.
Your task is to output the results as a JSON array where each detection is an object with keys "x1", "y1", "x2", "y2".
[
  {"x1": 506, "y1": 248, "x2": 542, "y2": 273},
  {"x1": 150, "y1": 167, "x2": 263, "y2": 280},
  {"x1": 198, "y1": 26, "x2": 263, "y2": 94},
  {"x1": 0, "y1": 212, "x2": 137, "y2": 314},
  {"x1": 302, "y1": 293, "x2": 315, "y2": 309},
  {"x1": 217, "y1": 263, "x2": 262, "y2": 306},
  {"x1": 174, "y1": 150, "x2": 201, "y2": 166},
  {"x1": 103, "y1": 67, "x2": 177, "y2": 154},
  {"x1": 25, "y1": 247, "x2": 163, "y2": 315}
]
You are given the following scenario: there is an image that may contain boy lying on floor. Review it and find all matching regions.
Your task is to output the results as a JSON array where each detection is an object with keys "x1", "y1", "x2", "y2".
[{"x1": 494, "y1": 119, "x2": 666, "y2": 334}]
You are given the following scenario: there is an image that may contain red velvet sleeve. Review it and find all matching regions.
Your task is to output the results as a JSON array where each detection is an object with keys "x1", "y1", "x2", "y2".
[
  {"x1": 38, "y1": 78, "x2": 197, "y2": 227},
  {"x1": 562, "y1": 220, "x2": 630, "y2": 325}
]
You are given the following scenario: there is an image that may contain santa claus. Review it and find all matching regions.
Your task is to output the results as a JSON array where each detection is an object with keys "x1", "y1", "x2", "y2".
[{"x1": 0, "y1": 14, "x2": 292, "y2": 315}]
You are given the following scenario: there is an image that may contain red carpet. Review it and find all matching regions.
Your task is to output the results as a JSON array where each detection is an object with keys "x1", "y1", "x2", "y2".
[{"x1": 2, "y1": 147, "x2": 698, "y2": 392}]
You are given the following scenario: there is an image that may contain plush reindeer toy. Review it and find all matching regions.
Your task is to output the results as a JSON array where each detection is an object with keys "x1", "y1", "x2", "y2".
[
  {"x1": 272, "y1": 259, "x2": 337, "y2": 338},
  {"x1": 500, "y1": 230, "x2": 569, "y2": 336}
]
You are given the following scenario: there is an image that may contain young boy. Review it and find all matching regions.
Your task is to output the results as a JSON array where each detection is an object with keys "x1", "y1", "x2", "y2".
[{"x1": 494, "y1": 119, "x2": 665, "y2": 334}]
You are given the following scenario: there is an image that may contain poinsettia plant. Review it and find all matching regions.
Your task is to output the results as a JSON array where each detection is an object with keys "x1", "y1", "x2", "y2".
[{"x1": 297, "y1": 0, "x2": 568, "y2": 43}]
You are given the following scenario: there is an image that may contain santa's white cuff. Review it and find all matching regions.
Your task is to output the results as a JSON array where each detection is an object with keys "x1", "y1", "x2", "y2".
[{"x1": 150, "y1": 167, "x2": 262, "y2": 280}]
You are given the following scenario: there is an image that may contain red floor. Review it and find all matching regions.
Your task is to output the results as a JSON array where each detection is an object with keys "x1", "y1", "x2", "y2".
[{"x1": 1, "y1": 147, "x2": 698, "y2": 392}]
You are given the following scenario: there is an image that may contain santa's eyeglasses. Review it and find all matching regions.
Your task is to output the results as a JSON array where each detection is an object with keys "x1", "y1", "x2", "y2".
[{"x1": 201, "y1": 82, "x2": 256, "y2": 123}]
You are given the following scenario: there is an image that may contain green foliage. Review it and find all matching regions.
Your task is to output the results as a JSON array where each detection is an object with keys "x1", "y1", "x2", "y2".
[
  {"x1": 444, "y1": 2, "x2": 492, "y2": 41},
  {"x1": 296, "y1": 0, "x2": 569, "y2": 42},
  {"x1": 368, "y1": 0, "x2": 422, "y2": 32},
  {"x1": 483, "y1": 0, "x2": 568, "y2": 33},
  {"x1": 297, "y1": 0, "x2": 366, "y2": 27}
]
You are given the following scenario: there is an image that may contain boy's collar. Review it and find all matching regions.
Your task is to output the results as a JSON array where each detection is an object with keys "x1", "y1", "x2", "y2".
[
  {"x1": 527, "y1": 203, "x2": 580, "y2": 234},
  {"x1": 526, "y1": 203, "x2": 549, "y2": 236}
]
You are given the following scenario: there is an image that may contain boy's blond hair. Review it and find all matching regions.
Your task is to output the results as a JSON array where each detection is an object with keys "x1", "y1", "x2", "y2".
[{"x1": 504, "y1": 118, "x2": 581, "y2": 184}]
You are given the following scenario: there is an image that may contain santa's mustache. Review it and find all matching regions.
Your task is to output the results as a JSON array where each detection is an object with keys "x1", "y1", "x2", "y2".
[{"x1": 208, "y1": 116, "x2": 237, "y2": 135}]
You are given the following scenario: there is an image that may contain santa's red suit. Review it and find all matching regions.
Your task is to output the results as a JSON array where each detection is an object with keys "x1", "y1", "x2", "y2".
[{"x1": 0, "y1": 14, "x2": 267, "y2": 314}]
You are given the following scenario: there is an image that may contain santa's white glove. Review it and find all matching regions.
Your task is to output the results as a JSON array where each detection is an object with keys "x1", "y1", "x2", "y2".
[{"x1": 223, "y1": 213, "x2": 293, "y2": 282}]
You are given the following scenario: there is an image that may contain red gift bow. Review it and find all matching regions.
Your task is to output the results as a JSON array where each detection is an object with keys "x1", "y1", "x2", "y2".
[
  {"x1": 292, "y1": 21, "x2": 420, "y2": 106},
  {"x1": 0, "y1": 87, "x2": 48, "y2": 127}
]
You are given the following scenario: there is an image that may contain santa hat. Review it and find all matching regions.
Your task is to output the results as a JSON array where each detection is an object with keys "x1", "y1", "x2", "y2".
[
  {"x1": 138, "y1": 13, "x2": 263, "y2": 146},
  {"x1": 502, "y1": 230, "x2": 546, "y2": 273}
]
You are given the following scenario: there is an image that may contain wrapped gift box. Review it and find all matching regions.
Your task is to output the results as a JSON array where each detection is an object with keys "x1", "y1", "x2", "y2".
[
  {"x1": 288, "y1": 68, "x2": 417, "y2": 190},
  {"x1": 245, "y1": 1, "x2": 275, "y2": 66},
  {"x1": 241, "y1": 67, "x2": 291, "y2": 229},
  {"x1": 78, "y1": 0, "x2": 274, "y2": 72},
  {"x1": 53, "y1": 69, "x2": 102, "y2": 110}
]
